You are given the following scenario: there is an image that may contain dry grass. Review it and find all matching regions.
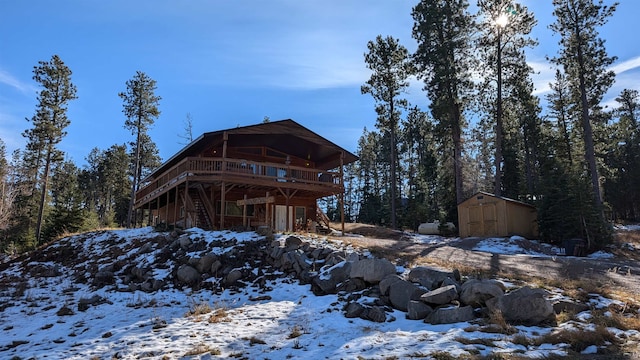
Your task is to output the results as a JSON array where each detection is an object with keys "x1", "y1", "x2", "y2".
[
  {"x1": 186, "y1": 299, "x2": 213, "y2": 317},
  {"x1": 288, "y1": 325, "x2": 304, "y2": 339},
  {"x1": 485, "y1": 309, "x2": 518, "y2": 335},
  {"x1": 208, "y1": 306, "x2": 231, "y2": 324},
  {"x1": 534, "y1": 325, "x2": 619, "y2": 353}
]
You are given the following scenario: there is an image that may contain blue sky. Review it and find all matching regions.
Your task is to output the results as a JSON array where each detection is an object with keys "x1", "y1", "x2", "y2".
[{"x1": 1, "y1": 0, "x2": 639, "y2": 166}]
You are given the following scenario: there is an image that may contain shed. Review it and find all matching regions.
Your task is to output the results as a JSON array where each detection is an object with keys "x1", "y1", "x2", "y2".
[{"x1": 457, "y1": 192, "x2": 538, "y2": 239}]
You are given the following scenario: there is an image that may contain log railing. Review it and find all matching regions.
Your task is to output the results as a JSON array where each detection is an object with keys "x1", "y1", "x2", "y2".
[{"x1": 135, "y1": 157, "x2": 341, "y2": 207}]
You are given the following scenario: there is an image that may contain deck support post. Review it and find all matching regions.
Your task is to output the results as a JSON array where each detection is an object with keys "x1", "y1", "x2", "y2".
[{"x1": 340, "y1": 151, "x2": 345, "y2": 236}]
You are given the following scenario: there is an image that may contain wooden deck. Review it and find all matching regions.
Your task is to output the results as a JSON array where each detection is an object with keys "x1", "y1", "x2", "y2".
[{"x1": 135, "y1": 157, "x2": 342, "y2": 208}]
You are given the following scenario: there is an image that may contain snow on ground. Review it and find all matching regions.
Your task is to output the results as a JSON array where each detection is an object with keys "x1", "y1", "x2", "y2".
[{"x1": 0, "y1": 227, "x2": 637, "y2": 359}]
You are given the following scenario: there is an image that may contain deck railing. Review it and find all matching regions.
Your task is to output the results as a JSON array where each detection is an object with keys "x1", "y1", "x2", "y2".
[{"x1": 135, "y1": 157, "x2": 341, "y2": 206}]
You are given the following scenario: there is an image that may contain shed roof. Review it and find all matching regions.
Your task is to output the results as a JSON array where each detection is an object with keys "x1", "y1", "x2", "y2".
[
  {"x1": 145, "y1": 119, "x2": 359, "y2": 180},
  {"x1": 461, "y1": 191, "x2": 536, "y2": 208}
]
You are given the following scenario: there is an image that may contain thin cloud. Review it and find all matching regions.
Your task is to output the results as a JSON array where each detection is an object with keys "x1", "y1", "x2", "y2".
[
  {"x1": 0, "y1": 69, "x2": 35, "y2": 94},
  {"x1": 610, "y1": 56, "x2": 640, "y2": 75}
]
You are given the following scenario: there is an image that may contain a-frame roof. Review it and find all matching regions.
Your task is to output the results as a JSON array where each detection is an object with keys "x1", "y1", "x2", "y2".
[{"x1": 145, "y1": 119, "x2": 359, "y2": 180}]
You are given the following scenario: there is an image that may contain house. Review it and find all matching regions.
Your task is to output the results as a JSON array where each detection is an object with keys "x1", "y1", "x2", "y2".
[
  {"x1": 457, "y1": 192, "x2": 538, "y2": 239},
  {"x1": 133, "y1": 119, "x2": 358, "y2": 233}
]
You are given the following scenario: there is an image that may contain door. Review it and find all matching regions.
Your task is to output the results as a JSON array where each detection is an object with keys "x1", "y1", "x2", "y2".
[
  {"x1": 467, "y1": 203, "x2": 497, "y2": 237},
  {"x1": 275, "y1": 205, "x2": 294, "y2": 232}
]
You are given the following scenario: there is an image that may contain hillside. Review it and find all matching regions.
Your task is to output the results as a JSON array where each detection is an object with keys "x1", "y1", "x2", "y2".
[{"x1": 1, "y1": 226, "x2": 639, "y2": 359}]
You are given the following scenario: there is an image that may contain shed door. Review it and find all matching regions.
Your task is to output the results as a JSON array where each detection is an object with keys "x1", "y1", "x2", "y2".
[{"x1": 468, "y1": 203, "x2": 497, "y2": 237}]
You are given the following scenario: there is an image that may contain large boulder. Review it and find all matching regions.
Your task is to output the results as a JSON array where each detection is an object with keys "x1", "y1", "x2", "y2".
[
  {"x1": 312, "y1": 261, "x2": 352, "y2": 295},
  {"x1": 388, "y1": 279, "x2": 426, "y2": 312},
  {"x1": 460, "y1": 279, "x2": 505, "y2": 307},
  {"x1": 195, "y1": 254, "x2": 217, "y2": 273},
  {"x1": 408, "y1": 267, "x2": 455, "y2": 289},
  {"x1": 379, "y1": 275, "x2": 404, "y2": 296},
  {"x1": 420, "y1": 285, "x2": 458, "y2": 305},
  {"x1": 425, "y1": 305, "x2": 475, "y2": 324},
  {"x1": 407, "y1": 300, "x2": 433, "y2": 320},
  {"x1": 176, "y1": 265, "x2": 200, "y2": 285},
  {"x1": 350, "y1": 258, "x2": 396, "y2": 284},
  {"x1": 284, "y1": 236, "x2": 304, "y2": 250},
  {"x1": 486, "y1": 286, "x2": 554, "y2": 325}
]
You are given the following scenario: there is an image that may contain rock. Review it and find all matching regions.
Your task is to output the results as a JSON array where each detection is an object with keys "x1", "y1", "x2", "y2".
[
  {"x1": 486, "y1": 286, "x2": 554, "y2": 325},
  {"x1": 407, "y1": 300, "x2": 433, "y2": 320},
  {"x1": 325, "y1": 252, "x2": 346, "y2": 267},
  {"x1": 425, "y1": 305, "x2": 475, "y2": 324},
  {"x1": 350, "y1": 258, "x2": 396, "y2": 284},
  {"x1": 388, "y1": 279, "x2": 426, "y2": 312},
  {"x1": 460, "y1": 279, "x2": 505, "y2": 307},
  {"x1": 285, "y1": 236, "x2": 303, "y2": 250},
  {"x1": 56, "y1": 305, "x2": 75, "y2": 316},
  {"x1": 312, "y1": 261, "x2": 352, "y2": 295},
  {"x1": 553, "y1": 300, "x2": 590, "y2": 314},
  {"x1": 364, "y1": 306, "x2": 387, "y2": 323},
  {"x1": 78, "y1": 295, "x2": 106, "y2": 311},
  {"x1": 131, "y1": 267, "x2": 148, "y2": 281},
  {"x1": 225, "y1": 269, "x2": 243, "y2": 284},
  {"x1": 138, "y1": 242, "x2": 154, "y2": 254},
  {"x1": 93, "y1": 271, "x2": 114, "y2": 286},
  {"x1": 408, "y1": 267, "x2": 453, "y2": 289},
  {"x1": 210, "y1": 260, "x2": 222, "y2": 275},
  {"x1": 176, "y1": 265, "x2": 200, "y2": 285},
  {"x1": 344, "y1": 302, "x2": 365, "y2": 318},
  {"x1": 196, "y1": 254, "x2": 217, "y2": 273},
  {"x1": 379, "y1": 275, "x2": 404, "y2": 296},
  {"x1": 346, "y1": 253, "x2": 360, "y2": 262},
  {"x1": 178, "y1": 235, "x2": 192, "y2": 249},
  {"x1": 420, "y1": 285, "x2": 458, "y2": 305},
  {"x1": 337, "y1": 278, "x2": 367, "y2": 293}
]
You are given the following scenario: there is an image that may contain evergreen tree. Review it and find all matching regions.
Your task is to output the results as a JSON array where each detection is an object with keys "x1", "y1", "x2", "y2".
[
  {"x1": 42, "y1": 160, "x2": 88, "y2": 241},
  {"x1": 605, "y1": 89, "x2": 640, "y2": 220},
  {"x1": 119, "y1": 71, "x2": 161, "y2": 227},
  {"x1": 476, "y1": 1, "x2": 538, "y2": 197},
  {"x1": 361, "y1": 35, "x2": 413, "y2": 229},
  {"x1": 548, "y1": 0, "x2": 617, "y2": 249},
  {"x1": 549, "y1": 0, "x2": 617, "y2": 211},
  {"x1": 412, "y1": 0, "x2": 475, "y2": 212},
  {"x1": 22, "y1": 55, "x2": 77, "y2": 244}
]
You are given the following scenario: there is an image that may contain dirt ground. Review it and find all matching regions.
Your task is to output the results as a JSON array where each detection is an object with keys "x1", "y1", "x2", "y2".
[{"x1": 328, "y1": 222, "x2": 640, "y2": 297}]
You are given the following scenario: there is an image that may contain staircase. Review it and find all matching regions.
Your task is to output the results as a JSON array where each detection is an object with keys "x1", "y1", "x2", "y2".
[
  {"x1": 188, "y1": 189, "x2": 213, "y2": 230},
  {"x1": 315, "y1": 204, "x2": 332, "y2": 234}
]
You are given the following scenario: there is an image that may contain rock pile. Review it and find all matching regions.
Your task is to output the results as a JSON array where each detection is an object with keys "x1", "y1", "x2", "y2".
[
  {"x1": 85, "y1": 231, "x2": 560, "y2": 326},
  {"x1": 266, "y1": 235, "x2": 557, "y2": 326}
]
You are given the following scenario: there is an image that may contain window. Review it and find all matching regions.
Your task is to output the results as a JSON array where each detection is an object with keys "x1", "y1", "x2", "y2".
[{"x1": 216, "y1": 201, "x2": 254, "y2": 217}]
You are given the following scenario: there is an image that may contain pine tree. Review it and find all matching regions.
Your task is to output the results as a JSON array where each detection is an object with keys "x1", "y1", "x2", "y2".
[
  {"x1": 605, "y1": 89, "x2": 640, "y2": 220},
  {"x1": 22, "y1": 55, "x2": 77, "y2": 244},
  {"x1": 549, "y1": 0, "x2": 617, "y2": 249},
  {"x1": 412, "y1": 0, "x2": 475, "y2": 210},
  {"x1": 475, "y1": 1, "x2": 538, "y2": 197},
  {"x1": 42, "y1": 160, "x2": 87, "y2": 241},
  {"x1": 549, "y1": 0, "x2": 617, "y2": 211},
  {"x1": 361, "y1": 35, "x2": 413, "y2": 229},
  {"x1": 119, "y1": 71, "x2": 161, "y2": 227}
]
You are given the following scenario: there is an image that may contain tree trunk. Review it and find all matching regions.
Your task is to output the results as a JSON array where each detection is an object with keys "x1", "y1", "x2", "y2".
[
  {"x1": 126, "y1": 126, "x2": 142, "y2": 228},
  {"x1": 576, "y1": 31, "x2": 603, "y2": 210},
  {"x1": 35, "y1": 143, "x2": 53, "y2": 244}
]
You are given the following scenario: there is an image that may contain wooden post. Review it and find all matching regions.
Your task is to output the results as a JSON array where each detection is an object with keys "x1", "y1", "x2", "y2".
[
  {"x1": 242, "y1": 194, "x2": 248, "y2": 228},
  {"x1": 173, "y1": 186, "x2": 179, "y2": 229},
  {"x1": 340, "y1": 151, "x2": 345, "y2": 236},
  {"x1": 184, "y1": 180, "x2": 189, "y2": 228},
  {"x1": 266, "y1": 191, "x2": 270, "y2": 229},
  {"x1": 164, "y1": 191, "x2": 169, "y2": 227},
  {"x1": 285, "y1": 188, "x2": 290, "y2": 232},
  {"x1": 220, "y1": 182, "x2": 226, "y2": 229}
]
